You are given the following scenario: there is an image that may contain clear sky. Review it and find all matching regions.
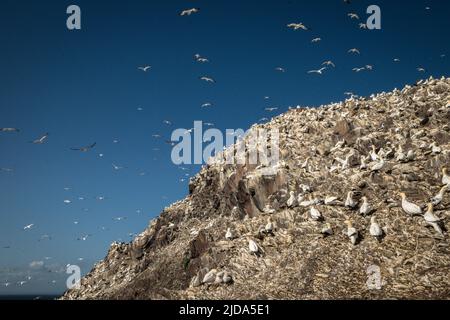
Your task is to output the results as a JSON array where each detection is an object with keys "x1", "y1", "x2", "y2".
[{"x1": 1, "y1": 0, "x2": 449, "y2": 295}]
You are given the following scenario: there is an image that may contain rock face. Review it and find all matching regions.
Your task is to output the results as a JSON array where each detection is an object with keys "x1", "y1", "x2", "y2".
[{"x1": 62, "y1": 77, "x2": 450, "y2": 300}]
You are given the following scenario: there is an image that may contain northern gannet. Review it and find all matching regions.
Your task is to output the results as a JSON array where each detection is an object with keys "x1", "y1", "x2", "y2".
[
  {"x1": 324, "y1": 196, "x2": 339, "y2": 205},
  {"x1": 310, "y1": 207, "x2": 323, "y2": 221},
  {"x1": 321, "y1": 223, "x2": 333, "y2": 237},
  {"x1": 70, "y1": 142, "x2": 96, "y2": 152},
  {"x1": 400, "y1": 192, "x2": 422, "y2": 216},
  {"x1": 265, "y1": 217, "x2": 274, "y2": 234},
  {"x1": 202, "y1": 269, "x2": 217, "y2": 284},
  {"x1": 248, "y1": 239, "x2": 260, "y2": 255},
  {"x1": 0, "y1": 128, "x2": 20, "y2": 132},
  {"x1": 275, "y1": 67, "x2": 286, "y2": 73},
  {"x1": 30, "y1": 133, "x2": 49, "y2": 144},
  {"x1": 430, "y1": 142, "x2": 442, "y2": 154},
  {"x1": 369, "y1": 216, "x2": 384, "y2": 239},
  {"x1": 263, "y1": 204, "x2": 275, "y2": 214},
  {"x1": 287, "y1": 191, "x2": 297, "y2": 208},
  {"x1": 322, "y1": 60, "x2": 336, "y2": 68},
  {"x1": 417, "y1": 67, "x2": 426, "y2": 72},
  {"x1": 431, "y1": 186, "x2": 447, "y2": 206},
  {"x1": 442, "y1": 168, "x2": 450, "y2": 186},
  {"x1": 225, "y1": 228, "x2": 234, "y2": 240},
  {"x1": 23, "y1": 224, "x2": 34, "y2": 230},
  {"x1": 307, "y1": 67, "x2": 327, "y2": 75},
  {"x1": 423, "y1": 204, "x2": 444, "y2": 236},
  {"x1": 360, "y1": 156, "x2": 368, "y2": 170},
  {"x1": 369, "y1": 145, "x2": 379, "y2": 161},
  {"x1": 138, "y1": 66, "x2": 151, "y2": 72},
  {"x1": 345, "y1": 191, "x2": 358, "y2": 209},
  {"x1": 345, "y1": 220, "x2": 359, "y2": 245},
  {"x1": 348, "y1": 13, "x2": 360, "y2": 19},
  {"x1": 370, "y1": 159, "x2": 385, "y2": 172},
  {"x1": 359, "y1": 197, "x2": 373, "y2": 216},
  {"x1": 287, "y1": 23, "x2": 308, "y2": 30},
  {"x1": 348, "y1": 48, "x2": 360, "y2": 54},
  {"x1": 311, "y1": 37, "x2": 321, "y2": 43},
  {"x1": 180, "y1": 8, "x2": 200, "y2": 16},
  {"x1": 199, "y1": 76, "x2": 216, "y2": 83},
  {"x1": 264, "y1": 107, "x2": 279, "y2": 112},
  {"x1": 222, "y1": 272, "x2": 232, "y2": 284},
  {"x1": 359, "y1": 23, "x2": 367, "y2": 29}
]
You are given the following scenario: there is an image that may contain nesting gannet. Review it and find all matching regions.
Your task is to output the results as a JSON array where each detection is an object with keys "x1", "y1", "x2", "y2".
[
  {"x1": 430, "y1": 142, "x2": 442, "y2": 154},
  {"x1": 322, "y1": 60, "x2": 336, "y2": 68},
  {"x1": 442, "y1": 168, "x2": 450, "y2": 186},
  {"x1": 70, "y1": 142, "x2": 96, "y2": 152},
  {"x1": 360, "y1": 156, "x2": 368, "y2": 170},
  {"x1": 370, "y1": 159, "x2": 385, "y2": 172},
  {"x1": 199, "y1": 76, "x2": 216, "y2": 83},
  {"x1": 431, "y1": 186, "x2": 447, "y2": 206},
  {"x1": 0, "y1": 128, "x2": 20, "y2": 132},
  {"x1": 248, "y1": 239, "x2": 260, "y2": 254},
  {"x1": 345, "y1": 191, "x2": 358, "y2": 209},
  {"x1": 348, "y1": 48, "x2": 360, "y2": 54},
  {"x1": 287, "y1": 191, "x2": 297, "y2": 207},
  {"x1": 324, "y1": 196, "x2": 339, "y2": 205},
  {"x1": 321, "y1": 223, "x2": 333, "y2": 237},
  {"x1": 396, "y1": 145, "x2": 406, "y2": 162},
  {"x1": 369, "y1": 216, "x2": 384, "y2": 239},
  {"x1": 359, "y1": 196, "x2": 373, "y2": 216},
  {"x1": 265, "y1": 217, "x2": 274, "y2": 234},
  {"x1": 345, "y1": 220, "x2": 359, "y2": 245},
  {"x1": 400, "y1": 192, "x2": 422, "y2": 216},
  {"x1": 406, "y1": 150, "x2": 415, "y2": 162},
  {"x1": 180, "y1": 8, "x2": 199, "y2": 16},
  {"x1": 369, "y1": 145, "x2": 379, "y2": 161},
  {"x1": 263, "y1": 204, "x2": 275, "y2": 214},
  {"x1": 348, "y1": 13, "x2": 360, "y2": 19},
  {"x1": 310, "y1": 207, "x2": 323, "y2": 221},
  {"x1": 202, "y1": 269, "x2": 217, "y2": 284},
  {"x1": 307, "y1": 67, "x2": 327, "y2": 75},
  {"x1": 225, "y1": 228, "x2": 234, "y2": 240},
  {"x1": 423, "y1": 204, "x2": 444, "y2": 236},
  {"x1": 222, "y1": 272, "x2": 232, "y2": 284},
  {"x1": 287, "y1": 23, "x2": 308, "y2": 30},
  {"x1": 138, "y1": 66, "x2": 151, "y2": 72},
  {"x1": 30, "y1": 133, "x2": 49, "y2": 144}
]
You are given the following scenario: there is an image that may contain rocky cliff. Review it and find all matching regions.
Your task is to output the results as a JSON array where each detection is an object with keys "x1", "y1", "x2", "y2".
[{"x1": 62, "y1": 77, "x2": 450, "y2": 300}]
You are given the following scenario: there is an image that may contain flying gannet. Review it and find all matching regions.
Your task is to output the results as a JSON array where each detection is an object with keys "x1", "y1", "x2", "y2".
[
  {"x1": 0, "y1": 128, "x2": 20, "y2": 132},
  {"x1": 180, "y1": 8, "x2": 200, "y2": 16},
  {"x1": 70, "y1": 142, "x2": 96, "y2": 152},
  {"x1": 30, "y1": 133, "x2": 49, "y2": 144},
  {"x1": 23, "y1": 224, "x2": 34, "y2": 230},
  {"x1": 199, "y1": 76, "x2": 216, "y2": 83},
  {"x1": 348, "y1": 13, "x2": 360, "y2": 19},
  {"x1": 138, "y1": 66, "x2": 151, "y2": 72},
  {"x1": 311, "y1": 37, "x2": 321, "y2": 43},
  {"x1": 348, "y1": 48, "x2": 360, "y2": 54},
  {"x1": 287, "y1": 23, "x2": 308, "y2": 30},
  {"x1": 307, "y1": 67, "x2": 327, "y2": 75},
  {"x1": 322, "y1": 60, "x2": 335, "y2": 68}
]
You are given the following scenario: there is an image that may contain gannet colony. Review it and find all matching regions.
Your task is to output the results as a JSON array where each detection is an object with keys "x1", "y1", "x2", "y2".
[{"x1": 63, "y1": 77, "x2": 450, "y2": 300}]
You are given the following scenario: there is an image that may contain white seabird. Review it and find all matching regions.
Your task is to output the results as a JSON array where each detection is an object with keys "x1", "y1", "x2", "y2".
[
  {"x1": 345, "y1": 191, "x2": 358, "y2": 209},
  {"x1": 321, "y1": 223, "x2": 333, "y2": 237},
  {"x1": 310, "y1": 207, "x2": 323, "y2": 221},
  {"x1": 442, "y1": 168, "x2": 450, "y2": 186},
  {"x1": 400, "y1": 192, "x2": 422, "y2": 216},
  {"x1": 199, "y1": 76, "x2": 216, "y2": 83},
  {"x1": 286, "y1": 191, "x2": 297, "y2": 207},
  {"x1": 265, "y1": 217, "x2": 274, "y2": 234},
  {"x1": 180, "y1": 8, "x2": 200, "y2": 16},
  {"x1": 287, "y1": 23, "x2": 308, "y2": 30},
  {"x1": 359, "y1": 196, "x2": 373, "y2": 216},
  {"x1": 431, "y1": 186, "x2": 447, "y2": 206},
  {"x1": 345, "y1": 220, "x2": 359, "y2": 245},
  {"x1": 248, "y1": 239, "x2": 260, "y2": 255},
  {"x1": 30, "y1": 133, "x2": 49, "y2": 144},
  {"x1": 225, "y1": 228, "x2": 234, "y2": 240},
  {"x1": 423, "y1": 203, "x2": 444, "y2": 236},
  {"x1": 369, "y1": 216, "x2": 384, "y2": 240}
]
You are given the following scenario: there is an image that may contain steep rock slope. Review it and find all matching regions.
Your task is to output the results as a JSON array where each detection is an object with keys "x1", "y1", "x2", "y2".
[{"x1": 63, "y1": 77, "x2": 450, "y2": 300}]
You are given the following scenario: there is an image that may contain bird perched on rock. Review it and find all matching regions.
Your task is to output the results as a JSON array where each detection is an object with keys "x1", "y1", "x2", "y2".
[
  {"x1": 225, "y1": 228, "x2": 234, "y2": 240},
  {"x1": 265, "y1": 217, "x2": 274, "y2": 234},
  {"x1": 423, "y1": 203, "x2": 444, "y2": 236},
  {"x1": 222, "y1": 272, "x2": 233, "y2": 284},
  {"x1": 369, "y1": 216, "x2": 384, "y2": 240},
  {"x1": 345, "y1": 191, "x2": 358, "y2": 209},
  {"x1": 399, "y1": 192, "x2": 422, "y2": 215},
  {"x1": 310, "y1": 207, "x2": 323, "y2": 221},
  {"x1": 430, "y1": 142, "x2": 442, "y2": 155},
  {"x1": 442, "y1": 168, "x2": 450, "y2": 186},
  {"x1": 202, "y1": 269, "x2": 217, "y2": 284},
  {"x1": 370, "y1": 159, "x2": 385, "y2": 172},
  {"x1": 324, "y1": 196, "x2": 339, "y2": 205},
  {"x1": 344, "y1": 220, "x2": 359, "y2": 245},
  {"x1": 369, "y1": 145, "x2": 379, "y2": 161},
  {"x1": 321, "y1": 223, "x2": 333, "y2": 237},
  {"x1": 248, "y1": 239, "x2": 260, "y2": 255},
  {"x1": 286, "y1": 191, "x2": 297, "y2": 207},
  {"x1": 359, "y1": 197, "x2": 373, "y2": 216},
  {"x1": 431, "y1": 186, "x2": 447, "y2": 206}
]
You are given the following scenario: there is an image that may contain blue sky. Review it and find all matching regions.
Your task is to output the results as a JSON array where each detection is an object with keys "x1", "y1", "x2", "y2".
[{"x1": 1, "y1": 0, "x2": 449, "y2": 295}]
